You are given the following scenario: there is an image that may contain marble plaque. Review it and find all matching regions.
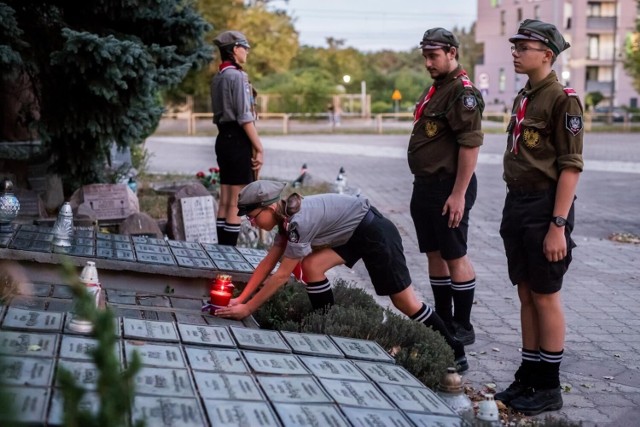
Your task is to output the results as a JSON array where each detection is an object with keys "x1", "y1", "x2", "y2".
[
  {"x1": 52, "y1": 284, "x2": 74, "y2": 299},
  {"x1": 272, "y1": 403, "x2": 349, "y2": 427},
  {"x1": 114, "y1": 241, "x2": 133, "y2": 251},
  {"x1": 82, "y1": 183, "x2": 133, "y2": 220},
  {"x1": 59, "y1": 335, "x2": 122, "y2": 362},
  {"x1": 181, "y1": 195, "x2": 218, "y2": 243},
  {"x1": 258, "y1": 375, "x2": 331, "y2": 403},
  {"x1": 171, "y1": 248, "x2": 208, "y2": 258},
  {"x1": 29, "y1": 239, "x2": 52, "y2": 252},
  {"x1": 177, "y1": 324, "x2": 235, "y2": 347},
  {"x1": 242, "y1": 351, "x2": 308, "y2": 375},
  {"x1": 135, "y1": 243, "x2": 171, "y2": 254},
  {"x1": 242, "y1": 255, "x2": 265, "y2": 267},
  {"x1": 203, "y1": 400, "x2": 280, "y2": 427},
  {"x1": 72, "y1": 237, "x2": 94, "y2": 246},
  {"x1": 74, "y1": 227, "x2": 95, "y2": 238},
  {"x1": 405, "y1": 413, "x2": 467, "y2": 427},
  {"x1": 319, "y1": 378, "x2": 394, "y2": 409},
  {"x1": 206, "y1": 251, "x2": 226, "y2": 261},
  {"x1": 184, "y1": 347, "x2": 248, "y2": 373},
  {"x1": 330, "y1": 336, "x2": 394, "y2": 363},
  {"x1": 27, "y1": 283, "x2": 52, "y2": 297},
  {"x1": 67, "y1": 245, "x2": 95, "y2": 257},
  {"x1": 381, "y1": 384, "x2": 456, "y2": 415},
  {"x1": 134, "y1": 367, "x2": 195, "y2": 396},
  {"x1": 56, "y1": 360, "x2": 99, "y2": 390},
  {"x1": 236, "y1": 247, "x2": 268, "y2": 257},
  {"x1": 214, "y1": 260, "x2": 253, "y2": 272},
  {"x1": 132, "y1": 396, "x2": 206, "y2": 427},
  {"x1": 137, "y1": 252, "x2": 176, "y2": 265},
  {"x1": 96, "y1": 247, "x2": 114, "y2": 258},
  {"x1": 195, "y1": 373, "x2": 263, "y2": 401},
  {"x1": 64, "y1": 316, "x2": 122, "y2": 337},
  {"x1": 354, "y1": 361, "x2": 424, "y2": 387},
  {"x1": 125, "y1": 341, "x2": 186, "y2": 368},
  {"x1": 0, "y1": 331, "x2": 58, "y2": 358},
  {"x1": 48, "y1": 389, "x2": 99, "y2": 426},
  {"x1": 341, "y1": 407, "x2": 412, "y2": 427},
  {"x1": 176, "y1": 256, "x2": 215, "y2": 269},
  {"x1": 0, "y1": 234, "x2": 11, "y2": 247},
  {"x1": 1, "y1": 386, "x2": 49, "y2": 424},
  {"x1": 96, "y1": 238, "x2": 112, "y2": 247},
  {"x1": 0, "y1": 356, "x2": 55, "y2": 387},
  {"x1": 2, "y1": 307, "x2": 64, "y2": 331},
  {"x1": 168, "y1": 240, "x2": 201, "y2": 249},
  {"x1": 281, "y1": 332, "x2": 343, "y2": 357},
  {"x1": 298, "y1": 356, "x2": 367, "y2": 381},
  {"x1": 123, "y1": 318, "x2": 179, "y2": 342},
  {"x1": 230, "y1": 327, "x2": 291, "y2": 353},
  {"x1": 115, "y1": 249, "x2": 135, "y2": 261}
]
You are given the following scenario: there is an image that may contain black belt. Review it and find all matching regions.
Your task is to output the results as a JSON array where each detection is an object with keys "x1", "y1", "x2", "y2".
[
  {"x1": 355, "y1": 207, "x2": 379, "y2": 234},
  {"x1": 507, "y1": 181, "x2": 553, "y2": 195},
  {"x1": 414, "y1": 173, "x2": 455, "y2": 184}
]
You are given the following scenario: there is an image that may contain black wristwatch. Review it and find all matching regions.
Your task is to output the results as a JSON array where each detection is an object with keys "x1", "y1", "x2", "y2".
[{"x1": 551, "y1": 216, "x2": 567, "y2": 227}]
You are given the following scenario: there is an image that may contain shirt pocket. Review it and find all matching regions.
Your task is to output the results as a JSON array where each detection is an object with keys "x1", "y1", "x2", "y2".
[{"x1": 520, "y1": 118, "x2": 549, "y2": 152}]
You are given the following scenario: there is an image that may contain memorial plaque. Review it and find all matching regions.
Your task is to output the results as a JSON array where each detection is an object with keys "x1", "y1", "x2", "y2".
[
  {"x1": 177, "y1": 324, "x2": 235, "y2": 347},
  {"x1": 341, "y1": 407, "x2": 412, "y2": 427},
  {"x1": 68, "y1": 245, "x2": 95, "y2": 257},
  {"x1": 82, "y1": 184, "x2": 134, "y2": 220},
  {"x1": 125, "y1": 341, "x2": 186, "y2": 368},
  {"x1": 60, "y1": 335, "x2": 122, "y2": 362},
  {"x1": 230, "y1": 327, "x2": 291, "y2": 353},
  {"x1": 135, "y1": 243, "x2": 171, "y2": 254},
  {"x1": 207, "y1": 251, "x2": 226, "y2": 261},
  {"x1": 242, "y1": 255, "x2": 266, "y2": 267},
  {"x1": 281, "y1": 332, "x2": 343, "y2": 358},
  {"x1": 405, "y1": 413, "x2": 467, "y2": 427},
  {"x1": 272, "y1": 403, "x2": 349, "y2": 427},
  {"x1": 180, "y1": 195, "x2": 217, "y2": 243},
  {"x1": 258, "y1": 375, "x2": 331, "y2": 403},
  {"x1": 319, "y1": 378, "x2": 394, "y2": 409},
  {"x1": 330, "y1": 336, "x2": 394, "y2": 363},
  {"x1": 184, "y1": 347, "x2": 248, "y2": 373},
  {"x1": 242, "y1": 351, "x2": 308, "y2": 375},
  {"x1": 72, "y1": 237, "x2": 94, "y2": 246},
  {"x1": 96, "y1": 239, "x2": 112, "y2": 249},
  {"x1": 46, "y1": 299, "x2": 73, "y2": 313},
  {"x1": 0, "y1": 234, "x2": 11, "y2": 247},
  {"x1": 205, "y1": 315, "x2": 246, "y2": 328},
  {"x1": 203, "y1": 400, "x2": 280, "y2": 427},
  {"x1": 137, "y1": 252, "x2": 176, "y2": 265},
  {"x1": 168, "y1": 240, "x2": 202, "y2": 250},
  {"x1": 2, "y1": 386, "x2": 49, "y2": 424},
  {"x1": 381, "y1": 384, "x2": 456, "y2": 415},
  {"x1": 0, "y1": 356, "x2": 55, "y2": 387},
  {"x1": 112, "y1": 234, "x2": 131, "y2": 242},
  {"x1": 63, "y1": 316, "x2": 122, "y2": 337},
  {"x1": 8, "y1": 296, "x2": 46, "y2": 310},
  {"x1": 176, "y1": 256, "x2": 216, "y2": 269},
  {"x1": 2, "y1": 307, "x2": 63, "y2": 332},
  {"x1": 134, "y1": 367, "x2": 195, "y2": 396},
  {"x1": 132, "y1": 396, "x2": 206, "y2": 427},
  {"x1": 35, "y1": 232, "x2": 54, "y2": 242},
  {"x1": 214, "y1": 260, "x2": 253, "y2": 273},
  {"x1": 175, "y1": 312, "x2": 207, "y2": 325},
  {"x1": 123, "y1": 318, "x2": 179, "y2": 342},
  {"x1": 298, "y1": 356, "x2": 367, "y2": 381},
  {"x1": 74, "y1": 227, "x2": 95, "y2": 238},
  {"x1": 49, "y1": 389, "x2": 99, "y2": 426},
  {"x1": 30, "y1": 239, "x2": 52, "y2": 252},
  {"x1": 354, "y1": 361, "x2": 424, "y2": 387},
  {"x1": 15, "y1": 230, "x2": 36, "y2": 240},
  {"x1": 9, "y1": 238, "x2": 30, "y2": 250},
  {"x1": 195, "y1": 373, "x2": 263, "y2": 401},
  {"x1": 114, "y1": 241, "x2": 133, "y2": 251},
  {"x1": 131, "y1": 235, "x2": 148, "y2": 243},
  {"x1": 56, "y1": 360, "x2": 99, "y2": 389},
  {"x1": 52, "y1": 284, "x2": 74, "y2": 299},
  {"x1": 145, "y1": 237, "x2": 166, "y2": 245},
  {"x1": 115, "y1": 249, "x2": 136, "y2": 261},
  {"x1": 236, "y1": 247, "x2": 268, "y2": 257},
  {"x1": 27, "y1": 283, "x2": 52, "y2": 297}
]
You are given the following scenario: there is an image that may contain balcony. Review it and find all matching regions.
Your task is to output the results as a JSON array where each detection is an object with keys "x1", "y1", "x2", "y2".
[
  {"x1": 586, "y1": 16, "x2": 616, "y2": 31},
  {"x1": 586, "y1": 80, "x2": 613, "y2": 94}
]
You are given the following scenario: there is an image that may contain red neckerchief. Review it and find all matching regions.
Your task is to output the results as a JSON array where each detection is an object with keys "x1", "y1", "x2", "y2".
[
  {"x1": 218, "y1": 61, "x2": 241, "y2": 72},
  {"x1": 413, "y1": 69, "x2": 469, "y2": 125},
  {"x1": 511, "y1": 95, "x2": 529, "y2": 155}
]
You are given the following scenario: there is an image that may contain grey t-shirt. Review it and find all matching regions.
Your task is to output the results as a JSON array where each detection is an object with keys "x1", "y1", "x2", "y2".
[
  {"x1": 281, "y1": 194, "x2": 370, "y2": 259},
  {"x1": 210, "y1": 66, "x2": 255, "y2": 125}
]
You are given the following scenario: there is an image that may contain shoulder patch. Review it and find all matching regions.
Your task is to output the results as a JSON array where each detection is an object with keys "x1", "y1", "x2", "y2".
[
  {"x1": 462, "y1": 94, "x2": 477, "y2": 110},
  {"x1": 563, "y1": 88, "x2": 578, "y2": 97},
  {"x1": 460, "y1": 76, "x2": 473, "y2": 88},
  {"x1": 287, "y1": 222, "x2": 300, "y2": 243},
  {"x1": 565, "y1": 113, "x2": 583, "y2": 136}
]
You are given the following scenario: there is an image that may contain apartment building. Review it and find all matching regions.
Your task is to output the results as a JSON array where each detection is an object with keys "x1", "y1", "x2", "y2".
[{"x1": 475, "y1": 0, "x2": 639, "y2": 111}]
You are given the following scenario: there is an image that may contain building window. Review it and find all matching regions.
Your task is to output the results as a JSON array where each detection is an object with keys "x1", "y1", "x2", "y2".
[
  {"x1": 500, "y1": 10, "x2": 506, "y2": 35},
  {"x1": 517, "y1": 8, "x2": 522, "y2": 21},
  {"x1": 534, "y1": 5, "x2": 540, "y2": 19},
  {"x1": 588, "y1": 35, "x2": 599, "y2": 59},
  {"x1": 586, "y1": 66, "x2": 598, "y2": 82},
  {"x1": 587, "y1": 2, "x2": 601, "y2": 17},
  {"x1": 491, "y1": 0, "x2": 503, "y2": 7},
  {"x1": 588, "y1": 1, "x2": 616, "y2": 17},
  {"x1": 499, "y1": 68, "x2": 506, "y2": 93}
]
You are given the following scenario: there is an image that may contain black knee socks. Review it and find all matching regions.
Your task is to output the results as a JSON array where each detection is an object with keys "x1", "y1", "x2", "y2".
[
  {"x1": 306, "y1": 278, "x2": 334, "y2": 312},
  {"x1": 452, "y1": 277, "x2": 476, "y2": 329},
  {"x1": 430, "y1": 276, "x2": 453, "y2": 327},
  {"x1": 410, "y1": 302, "x2": 465, "y2": 359},
  {"x1": 216, "y1": 219, "x2": 240, "y2": 246}
]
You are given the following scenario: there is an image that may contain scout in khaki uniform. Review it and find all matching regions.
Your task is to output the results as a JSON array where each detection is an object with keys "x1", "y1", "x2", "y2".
[
  {"x1": 496, "y1": 19, "x2": 584, "y2": 415},
  {"x1": 214, "y1": 180, "x2": 469, "y2": 372},
  {"x1": 408, "y1": 28, "x2": 484, "y2": 347}
]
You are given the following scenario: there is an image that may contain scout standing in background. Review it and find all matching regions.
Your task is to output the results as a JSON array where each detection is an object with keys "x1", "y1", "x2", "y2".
[
  {"x1": 408, "y1": 28, "x2": 484, "y2": 346},
  {"x1": 496, "y1": 19, "x2": 584, "y2": 415},
  {"x1": 211, "y1": 30, "x2": 264, "y2": 246}
]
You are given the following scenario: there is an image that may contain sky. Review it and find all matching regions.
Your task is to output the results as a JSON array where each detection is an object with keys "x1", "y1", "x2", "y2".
[{"x1": 271, "y1": 0, "x2": 478, "y2": 52}]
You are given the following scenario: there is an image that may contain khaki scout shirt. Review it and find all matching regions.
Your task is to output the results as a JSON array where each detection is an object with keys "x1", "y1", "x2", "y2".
[
  {"x1": 408, "y1": 65, "x2": 484, "y2": 177},
  {"x1": 211, "y1": 65, "x2": 256, "y2": 126},
  {"x1": 504, "y1": 71, "x2": 584, "y2": 187}
]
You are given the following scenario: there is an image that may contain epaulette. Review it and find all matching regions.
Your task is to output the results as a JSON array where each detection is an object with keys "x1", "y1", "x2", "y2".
[
  {"x1": 460, "y1": 74, "x2": 473, "y2": 89},
  {"x1": 563, "y1": 88, "x2": 578, "y2": 97}
]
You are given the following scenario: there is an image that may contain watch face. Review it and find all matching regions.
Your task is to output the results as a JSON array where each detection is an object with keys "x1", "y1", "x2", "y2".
[{"x1": 554, "y1": 216, "x2": 567, "y2": 226}]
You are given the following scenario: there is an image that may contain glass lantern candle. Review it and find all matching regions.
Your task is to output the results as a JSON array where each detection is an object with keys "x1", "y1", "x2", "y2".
[{"x1": 209, "y1": 274, "x2": 234, "y2": 311}]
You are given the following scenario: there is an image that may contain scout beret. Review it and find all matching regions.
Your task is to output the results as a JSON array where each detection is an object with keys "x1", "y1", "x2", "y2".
[
  {"x1": 509, "y1": 19, "x2": 570, "y2": 55},
  {"x1": 214, "y1": 30, "x2": 251, "y2": 49},
  {"x1": 420, "y1": 28, "x2": 460, "y2": 50},
  {"x1": 237, "y1": 180, "x2": 286, "y2": 216}
]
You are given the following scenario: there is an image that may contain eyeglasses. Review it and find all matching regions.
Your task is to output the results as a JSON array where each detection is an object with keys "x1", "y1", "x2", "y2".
[
  {"x1": 511, "y1": 45, "x2": 549, "y2": 54},
  {"x1": 247, "y1": 207, "x2": 269, "y2": 226}
]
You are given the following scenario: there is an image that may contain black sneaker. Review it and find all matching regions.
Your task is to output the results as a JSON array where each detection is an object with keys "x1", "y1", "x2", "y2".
[
  {"x1": 509, "y1": 386, "x2": 563, "y2": 416},
  {"x1": 452, "y1": 321, "x2": 475, "y2": 345},
  {"x1": 494, "y1": 380, "x2": 529, "y2": 405},
  {"x1": 455, "y1": 356, "x2": 469, "y2": 373}
]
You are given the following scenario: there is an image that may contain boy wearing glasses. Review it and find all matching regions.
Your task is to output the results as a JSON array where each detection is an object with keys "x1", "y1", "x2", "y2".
[
  {"x1": 214, "y1": 180, "x2": 470, "y2": 372},
  {"x1": 496, "y1": 20, "x2": 584, "y2": 415}
]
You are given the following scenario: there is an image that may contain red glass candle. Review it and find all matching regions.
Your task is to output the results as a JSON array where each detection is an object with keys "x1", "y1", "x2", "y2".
[{"x1": 209, "y1": 274, "x2": 234, "y2": 309}]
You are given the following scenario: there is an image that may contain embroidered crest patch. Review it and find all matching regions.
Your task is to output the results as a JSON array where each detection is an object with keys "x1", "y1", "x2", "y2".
[
  {"x1": 463, "y1": 95, "x2": 477, "y2": 110},
  {"x1": 287, "y1": 222, "x2": 300, "y2": 243},
  {"x1": 425, "y1": 121, "x2": 438, "y2": 138},
  {"x1": 523, "y1": 128, "x2": 540, "y2": 148},
  {"x1": 565, "y1": 113, "x2": 583, "y2": 136}
]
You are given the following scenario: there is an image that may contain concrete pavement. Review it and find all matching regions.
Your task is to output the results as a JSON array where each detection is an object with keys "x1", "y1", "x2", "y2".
[{"x1": 146, "y1": 132, "x2": 640, "y2": 426}]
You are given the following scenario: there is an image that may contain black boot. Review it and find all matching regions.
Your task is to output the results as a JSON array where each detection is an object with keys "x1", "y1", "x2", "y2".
[{"x1": 509, "y1": 386, "x2": 563, "y2": 415}]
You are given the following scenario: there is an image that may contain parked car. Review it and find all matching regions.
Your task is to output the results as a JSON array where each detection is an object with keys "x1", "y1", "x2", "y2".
[{"x1": 593, "y1": 106, "x2": 628, "y2": 122}]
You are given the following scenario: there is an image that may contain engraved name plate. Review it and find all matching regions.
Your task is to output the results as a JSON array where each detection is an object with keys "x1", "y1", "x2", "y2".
[
  {"x1": 405, "y1": 413, "x2": 467, "y2": 427},
  {"x1": 272, "y1": 403, "x2": 349, "y2": 427},
  {"x1": 203, "y1": 400, "x2": 280, "y2": 427},
  {"x1": 177, "y1": 324, "x2": 235, "y2": 348},
  {"x1": 125, "y1": 341, "x2": 186, "y2": 368},
  {"x1": 319, "y1": 378, "x2": 394, "y2": 409},
  {"x1": 2, "y1": 307, "x2": 63, "y2": 332},
  {"x1": 0, "y1": 356, "x2": 55, "y2": 387},
  {"x1": 134, "y1": 367, "x2": 195, "y2": 396},
  {"x1": 242, "y1": 351, "x2": 308, "y2": 375},
  {"x1": 281, "y1": 332, "x2": 343, "y2": 358},
  {"x1": 56, "y1": 360, "x2": 99, "y2": 390},
  {"x1": 330, "y1": 336, "x2": 394, "y2": 363},
  {"x1": 230, "y1": 326, "x2": 291, "y2": 353},
  {"x1": 194, "y1": 373, "x2": 263, "y2": 401},
  {"x1": 381, "y1": 384, "x2": 456, "y2": 415},
  {"x1": 2, "y1": 386, "x2": 49, "y2": 424},
  {"x1": 298, "y1": 356, "x2": 367, "y2": 381},
  {"x1": 123, "y1": 318, "x2": 179, "y2": 342},
  {"x1": 59, "y1": 335, "x2": 122, "y2": 362},
  {"x1": 341, "y1": 407, "x2": 412, "y2": 427},
  {"x1": 184, "y1": 347, "x2": 248, "y2": 373},
  {"x1": 0, "y1": 331, "x2": 58, "y2": 358},
  {"x1": 48, "y1": 389, "x2": 99, "y2": 426},
  {"x1": 132, "y1": 396, "x2": 206, "y2": 427},
  {"x1": 354, "y1": 361, "x2": 424, "y2": 387},
  {"x1": 257, "y1": 375, "x2": 331, "y2": 403}
]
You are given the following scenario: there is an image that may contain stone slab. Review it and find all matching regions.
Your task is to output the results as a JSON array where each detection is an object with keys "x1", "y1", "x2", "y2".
[
  {"x1": 405, "y1": 413, "x2": 468, "y2": 427},
  {"x1": 0, "y1": 331, "x2": 58, "y2": 358},
  {"x1": 136, "y1": 252, "x2": 176, "y2": 266},
  {"x1": 257, "y1": 375, "x2": 331, "y2": 403},
  {"x1": 177, "y1": 324, "x2": 236, "y2": 348},
  {"x1": 59, "y1": 335, "x2": 122, "y2": 362},
  {"x1": 298, "y1": 355, "x2": 368, "y2": 381},
  {"x1": 230, "y1": 326, "x2": 291, "y2": 353},
  {"x1": 203, "y1": 400, "x2": 280, "y2": 427},
  {"x1": 0, "y1": 355, "x2": 55, "y2": 387},
  {"x1": 330, "y1": 336, "x2": 394, "y2": 363},
  {"x1": 341, "y1": 407, "x2": 413, "y2": 427},
  {"x1": 131, "y1": 396, "x2": 206, "y2": 427},
  {"x1": 381, "y1": 384, "x2": 457, "y2": 415},
  {"x1": 184, "y1": 347, "x2": 248, "y2": 373},
  {"x1": 51, "y1": 284, "x2": 74, "y2": 299},
  {"x1": 134, "y1": 243, "x2": 171, "y2": 254},
  {"x1": 167, "y1": 240, "x2": 202, "y2": 250},
  {"x1": 56, "y1": 359, "x2": 99, "y2": 389},
  {"x1": 123, "y1": 318, "x2": 179, "y2": 342},
  {"x1": 2, "y1": 307, "x2": 64, "y2": 332},
  {"x1": 48, "y1": 389, "x2": 99, "y2": 426},
  {"x1": 354, "y1": 361, "x2": 424, "y2": 388},
  {"x1": 63, "y1": 316, "x2": 122, "y2": 337},
  {"x1": 134, "y1": 367, "x2": 195, "y2": 396},
  {"x1": 171, "y1": 248, "x2": 208, "y2": 258},
  {"x1": 281, "y1": 331, "x2": 343, "y2": 358},
  {"x1": 213, "y1": 260, "x2": 254, "y2": 273},
  {"x1": 180, "y1": 195, "x2": 217, "y2": 243},
  {"x1": 194, "y1": 373, "x2": 263, "y2": 401},
  {"x1": 125, "y1": 341, "x2": 186, "y2": 368},
  {"x1": 242, "y1": 351, "x2": 308, "y2": 375},
  {"x1": 67, "y1": 245, "x2": 95, "y2": 257},
  {"x1": 175, "y1": 256, "x2": 216, "y2": 269},
  {"x1": 1, "y1": 385, "x2": 49, "y2": 424},
  {"x1": 272, "y1": 403, "x2": 349, "y2": 427},
  {"x1": 82, "y1": 183, "x2": 134, "y2": 221},
  {"x1": 318, "y1": 378, "x2": 394, "y2": 409}
]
